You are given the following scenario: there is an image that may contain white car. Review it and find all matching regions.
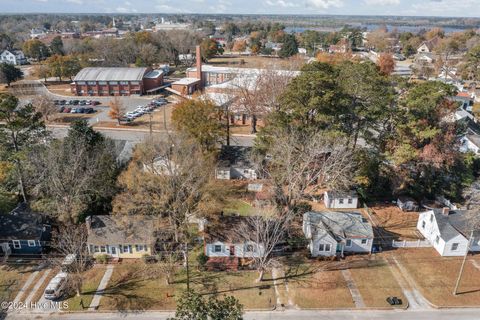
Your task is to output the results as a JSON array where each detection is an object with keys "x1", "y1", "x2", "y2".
[{"x1": 44, "y1": 272, "x2": 68, "y2": 300}]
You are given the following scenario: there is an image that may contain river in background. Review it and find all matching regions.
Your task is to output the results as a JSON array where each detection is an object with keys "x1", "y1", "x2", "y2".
[{"x1": 285, "y1": 24, "x2": 477, "y2": 34}]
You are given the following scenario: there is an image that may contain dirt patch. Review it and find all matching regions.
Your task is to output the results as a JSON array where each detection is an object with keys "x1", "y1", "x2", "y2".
[{"x1": 368, "y1": 204, "x2": 421, "y2": 241}]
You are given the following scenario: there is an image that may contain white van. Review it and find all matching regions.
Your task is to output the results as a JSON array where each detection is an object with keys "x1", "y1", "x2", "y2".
[{"x1": 44, "y1": 272, "x2": 68, "y2": 300}]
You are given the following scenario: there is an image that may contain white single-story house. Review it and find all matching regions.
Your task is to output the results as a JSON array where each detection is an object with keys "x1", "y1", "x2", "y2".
[
  {"x1": 417, "y1": 208, "x2": 480, "y2": 257},
  {"x1": 215, "y1": 146, "x2": 258, "y2": 180},
  {"x1": 204, "y1": 216, "x2": 265, "y2": 259},
  {"x1": 324, "y1": 191, "x2": 358, "y2": 209},
  {"x1": 303, "y1": 211, "x2": 374, "y2": 258},
  {"x1": 460, "y1": 134, "x2": 480, "y2": 155},
  {"x1": 0, "y1": 50, "x2": 27, "y2": 65}
]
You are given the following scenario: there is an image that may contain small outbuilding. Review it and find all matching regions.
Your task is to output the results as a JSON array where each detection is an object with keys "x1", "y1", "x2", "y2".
[
  {"x1": 397, "y1": 196, "x2": 419, "y2": 212},
  {"x1": 324, "y1": 190, "x2": 358, "y2": 209},
  {"x1": 215, "y1": 146, "x2": 258, "y2": 180}
]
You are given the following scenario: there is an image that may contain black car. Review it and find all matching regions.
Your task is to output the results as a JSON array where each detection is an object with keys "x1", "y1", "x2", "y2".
[
  {"x1": 72, "y1": 100, "x2": 80, "y2": 105},
  {"x1": 84, "y1": 108, "x2": 95, "y2": 114},
  {"x1": 53, "y1": 100, "x2": 60, "y2": 105},
  {"x1": 79, "y1": 107, "x2": 86, "y2": 113},
  {"x1": 60, "y1": 100, "x2": 67, "y2": 105},
  {"x1": 79, "y1": 100, "x2": 87, "y2": 105}
]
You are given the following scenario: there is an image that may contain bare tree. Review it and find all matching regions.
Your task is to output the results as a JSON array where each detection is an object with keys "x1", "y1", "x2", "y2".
[
  {"x1": 262, "y1": 128, "x2": 356, "y2": 211},
  {"x1": 236, "y1": 211, "x2": 291, "y2": 282},
  {"x1": 108, "y1": 97, "x2": 126, "y2": 125},
  {"x1": 32, "y1": 95, "x2": 56, "y2": 121},
  {"x1": 49, "y1": 224, "x2": 90, "y2": 297},
  {"x1": 231, "y1": 68, "x2": 297, "y2": 133}
]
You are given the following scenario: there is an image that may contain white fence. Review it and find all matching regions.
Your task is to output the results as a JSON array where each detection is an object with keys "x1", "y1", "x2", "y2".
[{"x1": 392, "y1": 239, "x2": 432, "y2": 248}]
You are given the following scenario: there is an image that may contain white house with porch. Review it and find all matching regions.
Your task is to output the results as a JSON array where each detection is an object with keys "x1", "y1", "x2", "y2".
[
  {"x1": 0, "y1": 50, "x2": 27, "y2": 65},
  {"x1": 417, "y1": 208, "x2": 480, "y2": 257},
  {"x1": 303, "y1": 211, "x2": 374, "y2": 257}
]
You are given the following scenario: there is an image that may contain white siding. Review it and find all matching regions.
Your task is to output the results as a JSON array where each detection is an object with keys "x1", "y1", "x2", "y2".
[
  {"x1": 310, "y1": 233, "x2": 337, "y2": 257},
  {"x1": 324, "y1": 192, "x2": 358, "y2": 209},
  {"x1": 344, "y1": 238, "x2": 372, "y2": 253},
  {"x1": 441, "y1": 234, "x2": 469, "y2": 257},
  {"x1": 206, "y1": 241, "x2": 264, "y2": 258}
]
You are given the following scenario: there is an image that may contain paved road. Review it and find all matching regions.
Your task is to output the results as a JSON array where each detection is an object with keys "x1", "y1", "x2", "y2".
[
  {"x1": 48, "y1": 126, "x2": 255, "y2": 147},
  {"x1": 6, "y1": 308, "x2": 480, "y2": 320}
]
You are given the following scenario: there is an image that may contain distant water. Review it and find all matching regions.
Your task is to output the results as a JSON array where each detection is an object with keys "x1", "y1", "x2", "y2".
[{"x1": 285, "y1": 24, "x2": 476, "y2": 34}]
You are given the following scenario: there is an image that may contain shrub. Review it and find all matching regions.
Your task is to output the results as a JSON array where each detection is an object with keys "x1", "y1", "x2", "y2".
[
  {"x1": 196, "y1": 252, "x2": 208, "y2": 270},
  {"x1": 95, "y1": 254, "x2": 108, "y2": 264}
]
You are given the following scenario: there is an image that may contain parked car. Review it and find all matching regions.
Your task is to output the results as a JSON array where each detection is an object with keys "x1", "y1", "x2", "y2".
[
  {"x1": 79, "y1": 108, "x2": 86, "y2": 113},
  {"x1": 60, "y1": 100, "x2": 67, "y2": 105},
  {"x1": 53, "y1": 100, "x2": 60, "y2": 105},
  {"x1": 72, "y1": 100, "x2": 80, "y2": 105},
  {"x1": 85, "y1": 107, "x2": 94, "y2": 114},
  {"x1": 64, "y1": 100, "x2": 70, "y2": 105},
  {"x1": 91, "y1": 101, "x2": 100, "y2": 106},
  {"x1": 85, "y1": 100, "x2": 91, "y2": 105},
  {"x1": 63, "y1": 107, "x2": 71, "y2": 113},
  {"x1": 58, "y1": 106, "x2": 65, "y2": 113},
  {"x1": 79, "y1": 100, "x2": 87, "y2": 105},
  {"x1": 70, "y1": 108, "x2": 79, "y2": 113},
  {"x1": 44, "y1": 272, "x2": 68, "y2": 300}
]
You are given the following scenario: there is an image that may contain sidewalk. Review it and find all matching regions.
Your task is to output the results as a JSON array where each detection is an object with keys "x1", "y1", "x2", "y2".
[{"x1": 88, "y1": 265, "x2": 115, "y2": 310}]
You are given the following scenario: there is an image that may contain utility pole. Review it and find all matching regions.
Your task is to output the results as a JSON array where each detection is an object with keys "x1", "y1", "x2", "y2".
[{"x1": 453, "y1": 230, "x2": 474, "y2": 295}]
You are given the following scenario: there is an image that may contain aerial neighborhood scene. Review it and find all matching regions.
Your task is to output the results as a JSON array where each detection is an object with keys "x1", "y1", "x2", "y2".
[{"x1": 2, "y1": 1, "x2": 480, "y2": 319}]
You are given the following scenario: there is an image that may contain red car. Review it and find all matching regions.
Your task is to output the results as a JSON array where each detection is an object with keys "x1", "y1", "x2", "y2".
[{"x1": 63, "y1": 107, "x2": 71, "y2": 113}]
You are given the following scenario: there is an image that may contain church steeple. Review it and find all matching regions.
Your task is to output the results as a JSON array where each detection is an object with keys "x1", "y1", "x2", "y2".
[{"x1": 112, "y1": 17, "x2": 116, "y2": 28}]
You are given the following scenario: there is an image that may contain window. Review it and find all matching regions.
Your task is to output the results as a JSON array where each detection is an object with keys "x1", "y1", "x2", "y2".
[
  {"x1": 12, "y1": 240, "x2": 21, "y2": 249},
  {"x1": 348, "y1": 198, "x2": 353, "y2": 204},
  {"x1": 87, "y1": 81, "x2": 96, "y2": 85},
  {"x1": 119, "y1": 81, "x2": 129, "y2": 85},
  {"x1": 28, "y1": 240, "x2": 36, "y2": 247},
  {"x1": 214, "y1": 245, "x2": 222, "y2": 253},
  {"x1": 135, "y1": 245, "x2": 146, "y2": 252},
  {"x1": 345, "y1": 239, "x2": 352, "y2": 247},
  {"x1": 430, "y1": 214, "x2": 434, "y2": 222},
  {"x1": 131, "y1": 81, "x2": 140, "y2": 85},
  {"x1": 339, "y1": 198, "x2": 344, "y2": 204},
  {"x1": 100, "y1": 246, "x2": 106, "y2": 253},
  {"x1": 451, "y1": 243, "x2": 459, "y2": 251},
  {"x1": 123, "y1": 245, "x2": 131, "y2": 253},
  {"x1": 435, "y1": 235, "x2": 440, "y2": 244},
  {"x1": 319, "y1": 243, "x2": 331, "y2": 252},
  {"x1": 94, "y1": 246, "x2": 99, "y2": 253},
  {"x1": 245, "y1": 244, "x2": 255, "y2": 252},
  {"x1": 361, "y1": 239, "x2": 368, "y2": 245},
  {"x1": 109, "y1": 81, "x2": 118, "y2": 85},
  {"x1": 98, "y1": 81, "x2": 107, "y2": 85},
  {"x1": 422, "y1": 221, "x2": 426, "y2": 229}
]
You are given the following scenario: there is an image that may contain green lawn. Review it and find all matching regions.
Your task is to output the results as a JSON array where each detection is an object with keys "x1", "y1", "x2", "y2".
[
  {"x1": 63, "y1": 266, "x2": 107, "y2": 311},
  {"x1": 224, "y1": 199, "x2": 255, "y2": 216}
]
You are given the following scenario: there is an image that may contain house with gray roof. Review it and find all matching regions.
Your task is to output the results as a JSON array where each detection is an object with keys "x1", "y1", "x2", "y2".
[
  {"x1": 417, "y1": 208, "x2": 480, "y2": 256},
  {"x1": 303, "y1": 211, "x2": 374, "y2": 258},
  {"x1": 86, "y1": 215, "x2": 167, "y2": 259},
  {"x1": 324, "y1": 190, "x2": 358, "y2": 209},
  {"x1": 0, "y1": 203, "x2": 51, "y2": 256},
  {"x1": 215, "y1": 146, "x2": 258, "y2": 180}
]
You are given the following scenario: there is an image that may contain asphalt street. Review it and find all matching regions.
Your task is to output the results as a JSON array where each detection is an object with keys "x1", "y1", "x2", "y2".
[{"x1": 6, "y1": 308, "x2": 480, "y2": 320}]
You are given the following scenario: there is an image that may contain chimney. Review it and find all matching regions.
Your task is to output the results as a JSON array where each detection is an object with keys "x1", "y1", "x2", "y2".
[
  {"x1": 86, "y1": 216, "x2": 92, "y2": 230},
  {"x1": 196, "y1": 45, "x2": 202, "y2": 86},
  {"x1": 442, "y1": 207, "x2": 450, "y2": 216}
]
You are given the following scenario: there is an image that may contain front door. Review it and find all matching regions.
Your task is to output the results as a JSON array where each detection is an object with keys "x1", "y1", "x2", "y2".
[
  {"x1": 229, "y1": 246, "x2": 235, "y2": 256},
  {"x1": 110, "y1": 246, "x2": 118, "y2": 257}
]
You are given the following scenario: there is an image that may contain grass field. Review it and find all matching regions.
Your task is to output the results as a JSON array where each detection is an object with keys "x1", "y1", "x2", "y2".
[
  {"x1": 224, "y1": 199, "x2": 256, "y2": 216},
  {"x1": 0, "y1": 265, "x2": 35, "y2": 303},
  {"x1": 64, "y1": 266, "x2": 106, "y2": 311},
  {"x1": 349, "y1": 257, "x2": 406, "y2": 308},
  {"x1": 394, "y1": 248, "x2": 480, "y2": 306},
  {"x1": 208, "y1": 56, "x2": 304, "y2": 70}
]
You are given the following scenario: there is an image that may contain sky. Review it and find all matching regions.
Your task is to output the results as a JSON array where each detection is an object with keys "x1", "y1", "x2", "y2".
[{"x1": 2, "y1": 0, "x2": 480, "y2": 17}]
